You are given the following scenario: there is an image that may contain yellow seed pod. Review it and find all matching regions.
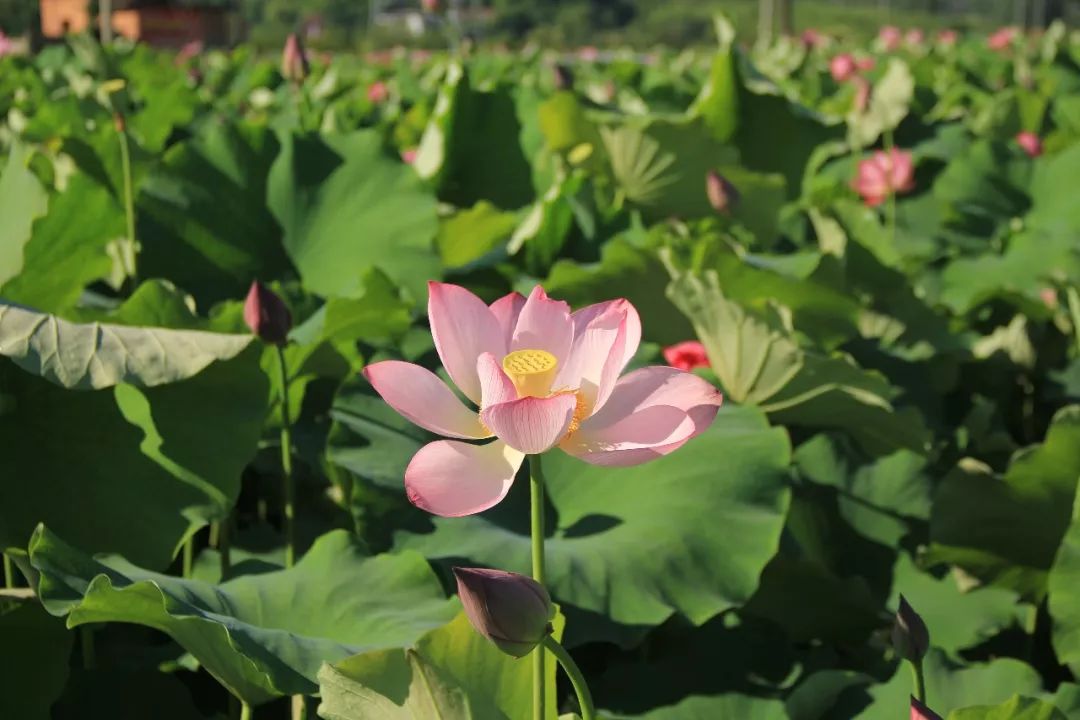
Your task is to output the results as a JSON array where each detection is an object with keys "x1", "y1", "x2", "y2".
[{"x1": 502, "y1": 349, "x2": 558, "y2": 398}]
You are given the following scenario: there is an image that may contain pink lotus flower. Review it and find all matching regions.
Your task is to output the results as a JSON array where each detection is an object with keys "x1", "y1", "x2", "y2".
[
  {"x1": 988, "y1": 26, "x2": 1017, "y2": 51},
  {"x1": 363, "y1": 283, "x2": 724, "y2": 517},
  {"x1": 367, "y1": 80, "x2": 389, "y2": 104},
  {"x1": 0, "y1": 31, "x2": 13, "y2": 58},
  {"x1": 853, "y1": 148, "x2": 915, "y2": 207},
  {"x1": 911, "y1": 697, "x2": 944, "y2": 720},
  {"x1": 663, "y1": 341, "x2": 710, "y2": 372},
  {"x1": 830, "y1": 54, "x2": 858, "y2": 82},
  {"x1": 1016, "y1": 131, "x2": 1042, "y2": 157},
  {"x1": 175, "y1": 39, "x2": 203, "y2": 65},
  {"x1": 579, "y1": 46, "x2": 600, "y2": 62},
  {"x1": 281, "y1": 33, "x2": 309, "y2": 82},
  {"x1": 937, "y1": 29, "x2": 958, "y2": 47},
  {"x1": 905, "y1": 28, "x2": 925, "y2": 47},
  {"x1": 801, "y1": 28, "x2": 827, "y2": 48},
  {"x1": 879, "y1": 25, "x2": 903, "y2": 51},
  {"x1": 855, "y1": 56, "x2": 876, "y2": 72},
  {"x1": 400, "y1": 147, "x2": 417, "y2": 164}
]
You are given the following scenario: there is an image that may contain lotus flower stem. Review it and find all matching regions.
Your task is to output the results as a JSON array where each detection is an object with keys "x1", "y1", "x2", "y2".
[
  {"x1": 2, "y1": 553, "x2": 13, "y2": 587},
  {"x1": 81, "y1": 626, "x2": 96, "y2": 669},
  {"x1": 240, "y1": 700, "x2": 253, "y2": 720},
  {"x1": 1067, "y1": 287, "x2": 1080, "y2": 355},
  {"x1": 910, "y1": 659, "x2": 926, "y2": 705},
  {"x1": 276, "y1": 346, "x2": 296, "y2": 568},
  {"x1": 211, "y1": 519, "x2": 232, "y2": 580},
  {"x1": 116, "y1": 118, "x2": 138, "y2": 289},
  {"x1": 530, "y1": 454, "x2": 546, "y2": 720},
  {"x1": 543, "y1": 636, "x2": 596, "y2": 720},
  {"x1": 182, "y1": 536, "x2": 194, "y2": 578}
]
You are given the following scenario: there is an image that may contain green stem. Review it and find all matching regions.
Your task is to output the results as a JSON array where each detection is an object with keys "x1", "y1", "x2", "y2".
[
  {"x1": 276, "y1": 346, "x2": 296, "y2": 568},
  {"x1": 530, "y1": 454, "x2": 546, "y2": 720},
  {"x1": 213, "y1": 517, "x2": 232, "y2": 581},
  {"x1": 117, "y1": 121, "x2": 138, "y2": 288},
  {"x1": 911, "y1": 659, "x2": 926, "y2": 705},
  {"x1": 182, "y1": 536, "x2": 194, "y2": 579},
  {"x1": 1066, "y1": 287, "x2": 1080, "y2": 355},
  {"x1": 81, "y1": 626, "x2": 96, "y2": 670},
  {"x1": 3, "y1": 553, "x2": 13, "y2": 588},
  {"x1": 542, "y1": 636, "x2": 596, "y2": 720},
  {"x1": 240, "y1": 700, "x2": 253, "y2": 720}
]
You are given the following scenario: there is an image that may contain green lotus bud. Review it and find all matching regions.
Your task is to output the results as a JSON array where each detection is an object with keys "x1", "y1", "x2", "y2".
[
  {"x1": 453, "y1": 567, "x2": 554, "y2": 658},
  {"x1": 244, "y1": 281, "x2": 292, "y2": 346},
  {"x1": 892, "y1": 595, "x2": 930, "y2": 662}
]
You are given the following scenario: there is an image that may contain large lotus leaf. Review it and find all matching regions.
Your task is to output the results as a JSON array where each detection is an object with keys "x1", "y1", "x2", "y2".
[
  {"x1": 666, "y1": 265, "x2": 927, "y2": 455},
  {"x1": 317, "y1": 611, "x2": 563, "y2": 720},
  {"x1": 538, "y1": 91, "x2": 603, "y2": 153},
  {"x1": 1025, "y1": 143, "x2": 1080, "y2": 235},
  {"x1": 0, "y1": 301, "x2": 253, "y2": 390},
  {"x1": 398, "y1": 405, "x2": 791, "y2": 647},
  {"x1": 437, "y1": 201, "x2": 518, "y2": 269},
  {"x1": 413, "y1": 63, "x2": 532, "y2": 210},
  {"x1": 0, "y1": 593, "x2": 73, "y2": 720},
  {"x1": 0, "y1": 171, "x2": 123, "y2": 313},
  {"x1": 545, "y1": 238, "x2": 695, "y2": 346},
  {"x1": 795, "y1": 434, "x2": 930, "y2": 547},
  {"x1": 1048, "y1": 480, "x2": 1080, "y2": 677},
  {"x1": 268, "y1": 130, "x2": 439, "y2": 301},
  {"x1": 928, "y1": 406, "x2": 1080, "y2": 599},
  {"x1": 0, "y1": 143, "x2": 48, "y2": 286},
  {"x1": 30, "y1": 527, "x2": 458, "y2": 706},
  {"x1": 890, "y1": 553, "x2": 1021, "y2": 657},
  {"x1": 118, "y1": 44, "x2": 200, "y2": 153},
  {"x1": 688, "y1": 16, "x2": 739, "y2": 142},
  {"x1": 931, "y1": 139, "x2": 1032, "y2": 243},
  {"x1": 610, "y1": 694, "x2": 788, "y2": 720},
  {"x1": 950, "y1": 696, "x2": 1069, "y2": 720},
  {"x1": 138, "y1": 120, "x2": 292, "y2": 308},
  {"x1": 853, "y1": 650, "x2": 1043, "y2": 719}
]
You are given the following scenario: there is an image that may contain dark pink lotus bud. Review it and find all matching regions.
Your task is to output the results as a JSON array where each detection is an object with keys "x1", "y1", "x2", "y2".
[
  {"x1": 367, "y1": 81, "x2": 389, "y2": 104},
  {"x1": 453, "y1": 567, "x2": 554, "y2": 658},
  {"x1": 1016, "y1": 131, "x2": 1043, "y2": 158},
  {"x1": 244, "y1": 281, "x2": 292, "y2": 346},
  {"x1": 892, "y1": 595, "x2": 930, "y2": 662},
  {"x1": 830, "y1": 54, "x2": 857, "y2": 82},
  {"x1": 801, "y1": 28, "x2": 826, "y2": 49},
  {"x1": 706, "y1": 170, "x2": 739, "y2": 215},
  {"x1": 281, "y1": 33, "x2": 309, "y2": 83},
  {"x1": 988, "y1": 26, "x2": 1018, "y2": 51},
  {"x1": 911, "y1": 697, "x2": 944, "y2": 720},
  {"x1": 879, "y1": 25, "x2": 902, "y2": 51}
]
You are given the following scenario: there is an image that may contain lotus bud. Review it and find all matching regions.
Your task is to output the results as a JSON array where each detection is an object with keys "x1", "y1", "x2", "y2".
[
  {"x1": 244, "y1": 281, "x2": 292, "y2": 346},
  {"x1": 706, "y1": 170, "x2": 739, "y2": 215},
  {"x1": 830, "y1": 54, "x2": 857, "y2": 83},
  {"x1": 281, "y1": 33, "x2": 309, "y2": 83},
  {"x1": 552, "y1": 63, "x2": 574, "y2": 91},
  {"x1": 421, "y1": 0, "x2": 441, "y2": 12},
  {"x1": 663, "y1": 340, "x2": 710, "y2": 372},
  {"x1": 911, "y1": 697, "x2": 944, "y2": 720},
  {"x1": 453, "y1": 567, "x2": 554, "y2": 658},
  {"x1": 1016, "y1": 131, "x2": 1043, "y2": 158},
  {"x1": 891, "y1": 595, "x2": 930, "y2": 662}
]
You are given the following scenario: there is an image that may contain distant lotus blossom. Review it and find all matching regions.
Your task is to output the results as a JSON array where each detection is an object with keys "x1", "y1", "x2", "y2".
[
  {"x1": 988, "y1": 26, "x2": 1018, "y2": 51},
  {"x1": 830, "y1": 54, "x2": 858, "y2": 82},
  {"x1": 937, "y1": 29, "x2": 958, "y2": 46},
  {"x1": 878, "y1": 26, "x2": 903, "y2": 51},
  {"x1": 911, "y1": 697, "x2": 944, "y2": 720},
  {"x1": 0, "y1": 31, "x2": 12, "y2": 58},
  {"x1": 367, "y1": 80, "x2": 389, "y2": 103},
  {"x1": 1040, "y1": 288, "x2": 1058, "y2": 309},
  {"x1": 281, "y1": 33, "x2": 309, "y2": 82},
  {"x1": 362, "y1": 283, "x2": 723, "y2": 516},
  {"x1": 706, "y1": 170, "x2": 739, "y2": 215},
  {"x1": 904, "y1": 29, "x2": 925, "y2": 47},
  {"x1": 1016, "y1": 131, "x2": 1042, "y2": 157},
  {"x1": 401, "y1": 148, "x2": 417, "y2": 164},
  {"x1": 579, "y1": 46, "x2": 600, "y2": 62},
  {"x1": 802, "y1": 28, "x2": 827, "y2": 48},
  {"x1": 421, "y1": 0, "x2": 441, "y2": 12},
  {"x1": 663, "y1": 341, "x2": 710, "y2": 372},
  {"x1": 174, "y1": 40, "x2": 203, "y2": 65},
  {"x1": 855, "y1": 56, "x2": 876, "y2": 72},
  {"x1": 853, "y1": 76, "x2": 872, "y2": 112},
  {"x1": 853, "y1": 148, "x2": 915, "y2": 207}
]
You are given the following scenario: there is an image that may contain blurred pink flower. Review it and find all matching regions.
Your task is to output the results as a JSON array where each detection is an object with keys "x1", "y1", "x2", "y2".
[
  {"x1": 663, "y1": 341, "x2": 710, "y2": 372},
  {"x1": 988, "y1": 26, "x2": 1018, "y2": 51},
  {"x1": 367, "y1": 80, "x2": 389, "y2": 103},
  {"x1": 401, "y1": 148, "x2": 418, "y2": 164},
  {"x1": 1016, "y1": 131, "x2": 1042, "y2": 157},
  {"x1": 853, "y1": 76, "x2": 872, "y2": 112},
  {"x1": 904, "y1": 28, "x2": 925, "y2": 47},
  {"x1": 856, "y1": 56, "x2": 876, "y2": 72},
  {"x1": 281, "y1": 33, "x2": 309, "y2": 82},
  {"x1": 1040, "y1": 287, "x2": 1058, "y2": 309},
  {"x1": 0, "y1": 31, "x2": 13, "y2": 58},
  {"x1": 830, "y1": 53, "x2": 858, "y2": 82},
  {"x1": 362, "y1": 283, "x2": 723, "y2": 516},
  {"x1": 801, "y1": 28, "x2": 827, "y2": 48},
  {"x1": 853, "y1": 148, "x2": 915, "y2": 207},
  {"x1": 421, "y1": 0, "x2": 441, "y2": 12},
  {"x1": 937, "y1": 29, "x2": 958, "y2": 46},
  {"x1": 579, "y1": 46, "x2": 600, "y2": 62},
  {"x1": 879, "y1": 25, "x2": 903, "y2": 51},
  {"x1": 174, "y1": 39, "x2": 203, "y2": 65}
]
